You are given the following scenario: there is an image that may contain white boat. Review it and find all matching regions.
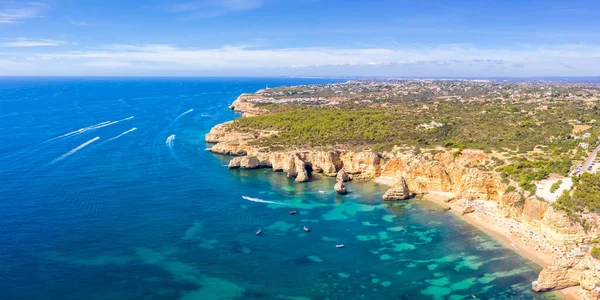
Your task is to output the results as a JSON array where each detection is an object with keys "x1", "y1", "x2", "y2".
[
  {"x1": 256, "y1": 229, "x2": 262, "y2": 235},
  {"x1": 303, "y1": 226, "x2": 310, "y2": 232},
  {"x1": 335, "y1": 244, "x2": 344, "y2": 248}
]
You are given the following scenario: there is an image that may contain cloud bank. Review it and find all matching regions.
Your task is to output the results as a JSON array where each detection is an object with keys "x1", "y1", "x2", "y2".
[{"x1": 0, "y1": 43, "x2": 599, "y2": 76}]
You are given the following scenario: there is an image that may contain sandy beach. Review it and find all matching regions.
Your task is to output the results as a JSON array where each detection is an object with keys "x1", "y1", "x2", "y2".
[{"x1": 423, "y1": 191, "x2": 580, "y2": 300}]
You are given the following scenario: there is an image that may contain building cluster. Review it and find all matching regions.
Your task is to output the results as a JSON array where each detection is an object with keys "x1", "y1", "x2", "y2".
[{"x1": 252, "y1": 80, "x2": 600, "y2": 105}]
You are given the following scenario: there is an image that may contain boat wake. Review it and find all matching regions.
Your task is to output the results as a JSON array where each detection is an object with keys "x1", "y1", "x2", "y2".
[
  {"x1": 242, "y1": 196, "x2": 289, "y2": 205},
  {"x1": 173, "y1": 109, "x2": 194, "y2": 122},
  {"x1": 107, "y1": 127, "x2": 137, "y2": 142},
  {"x1": 46, "y1": 116, "x2": 134, "y2": 142},
  {"x1": 165, "y1": 134, "x2": 175, "y2": 148},
  {"x1": 50, "y1": 137, "x2": 100, "y2": 164}
]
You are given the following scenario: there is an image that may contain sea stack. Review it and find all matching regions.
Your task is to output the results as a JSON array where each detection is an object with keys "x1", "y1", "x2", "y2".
[
  {"x1": 336, "y1": 169, "x2": 349, "y2": 182},
  {"x1": 334, "y1": 179, "x2": 347, "y2": 195},
  {"x1": 382, "y1": 177, "x2": 410, "y2": 200}
]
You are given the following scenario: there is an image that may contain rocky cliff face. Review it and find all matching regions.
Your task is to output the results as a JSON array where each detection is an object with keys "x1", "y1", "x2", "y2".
[
  {"x1": 208, "y1": 122, "x2": 507, "y2": 202},
  {"x1": 533, "y1": 247, "x2": 600, "y2": 298},
  {"x1": 382, "y1": 177, "x2": 410, "y2": 200},
  {"x1": 228, "y1": 94, "x2": 271, "y2": 117}
]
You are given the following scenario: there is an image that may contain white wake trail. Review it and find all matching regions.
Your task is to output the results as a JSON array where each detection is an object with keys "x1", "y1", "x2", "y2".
[
  {"x1": 242, "y1": 196, "x2": 289, "y2": 205},
  {"x1": 47, "y1": 116, "x2": 134, "y2": 142},
  {"x1": 170, "y1": 109, "x2": 194, "y2": 125},
  {"x1": 166, "y1": 134, "x2": 175, "y2": 148},
  {"x1": 107, "y1": 127, "x2": 137, "y2": 142},
  {"x1": 51, "y1": 137, "x2": 100, "y2": 164}
]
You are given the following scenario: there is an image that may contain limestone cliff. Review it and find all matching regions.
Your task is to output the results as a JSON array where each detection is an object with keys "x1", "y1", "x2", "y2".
[
  {"x1": 208, "y1": 121, "x2": 507, "y2": 201},
  {"x1": 228, "y1": 94, "x2": 270, "y2": 117},
  {"x1": 533, "y1": 247, "x2": 600, "y2": 298},
  {"x1": 382, "y1": 177, "x2": 410, "y2": 200}
]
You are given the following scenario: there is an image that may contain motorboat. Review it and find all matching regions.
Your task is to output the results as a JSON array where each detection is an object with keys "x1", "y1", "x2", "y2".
[
  {"x1": 289, "y1": 211, "x2": 297, "y2": 215},
  {"x1": 303, "y1": 226, "x2": 310, "y2": 232},
  {"x1": 335, "y1": 244, "x2": 344, "y2": 248},
  {"x1": 256, "y1": 229, "x2": 262, "y2": 235}
]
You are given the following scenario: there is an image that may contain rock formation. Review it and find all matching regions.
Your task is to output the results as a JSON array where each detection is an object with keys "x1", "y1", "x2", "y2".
[
  {"x1": 462, "y1": 205, "x2": 474, "y2": 215},
  {"x1": 382, "y1": 177, "x2": 410, "y2": 200},
  {"x1": 532, "y1": 247, "x2": 600, "y2": 296},
  {"x1": 336, "y1": 169, "x2": 349, "y2": 182},
  {"x1": 294, "y1": 155, "x2": 309, "y2": 183},
  {"x1": 228, "y1": 156, "x2": 262, "y2": 169},
  {"x1": 334, "y1": 180, "x2": 347, "y2": 195}
]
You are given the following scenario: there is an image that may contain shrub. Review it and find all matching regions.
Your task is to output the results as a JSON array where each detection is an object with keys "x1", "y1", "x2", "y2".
[
  {"x1": 550, "y1": 180, "x2": 563, "y2": 193},
  {"x1": 505, "y1": 185, "x2": 517, "y2": 193},
  {"x1": 592, "y1": 246, "x2": 600, "y2": 260}
]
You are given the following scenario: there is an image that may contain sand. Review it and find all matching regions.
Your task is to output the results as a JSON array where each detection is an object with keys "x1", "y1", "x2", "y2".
[{"x1": 423, "y1": 191, "x2": 579, "y2": 300}]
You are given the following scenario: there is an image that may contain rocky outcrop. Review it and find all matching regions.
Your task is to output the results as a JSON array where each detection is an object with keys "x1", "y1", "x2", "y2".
[
  {"x1": 334, "y1": 180, "x2": 347, "y2": 195},
  {"x1": 462, "y1": 205, "x2": 474, "y2": 215},
  {"x1": 340, "y1": 151, "x2": 382, "y2": 179},
  {"x1": 294, "y1": 155, "x2": 309, "y2": 183},
  {"x1": 521, "y1": 197, "x2": 550, "y2": 230},
  {"x1": 207, "y1": 123, "x2": 508, "y2": 201},
  {"x1": 498, "y1": 191, "x2": 524, "y2": 218},
  {"x1": 382, "y1": 177, "x2": 410, "y2": 200},
  {"x1": 336, "y1": 169, "x2": 349, "y2": 182},
  {"x1": 228, "y1": 156, "x2": 266, "y2": 169},
  {"x1": 541, "y1": 207, "x2": 589, "y2": 251},
  {"x1": 532, "y1": 248, "x2": 600, "y2": 293},
  {"x1": 228, "y1": 94, "x2": 270, "y2": 117}
]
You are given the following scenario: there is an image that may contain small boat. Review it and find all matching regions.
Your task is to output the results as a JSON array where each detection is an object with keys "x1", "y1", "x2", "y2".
[
  {"x1": 335, "y1": 244, "x2": 344, "y2": 248},
  {"x1": 256, "y1": 229, "x2": 262, "y2": 235},
  {"x1": 303, "y1": 226, "x2": 310, "y2": 232},
  {"x1": 289, "y1": 211, "x2": 297, "y2": 215}
]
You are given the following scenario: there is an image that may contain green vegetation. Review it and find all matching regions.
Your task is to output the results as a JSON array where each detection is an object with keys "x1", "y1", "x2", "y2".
[
  {"x1": 550, "y1": 180, "x2": 563, "y2": 193},
  {"x1": 554, "y1": 173, "x2": 600, "y2": 214},
  {"x1": 498, "y1": 158, "x2": 572, "y2": 194},
  {"x1": 234, "y1": 100, "x2": 600, "y2": 153},
  {"x1": 592, "y1": 246, "x2": 600, "y2": 260}
]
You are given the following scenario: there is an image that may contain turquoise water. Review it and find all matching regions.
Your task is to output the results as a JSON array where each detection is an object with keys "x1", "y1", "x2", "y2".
[{"x1": 0, "y1": 78, "x2": 558, "y2": 299}]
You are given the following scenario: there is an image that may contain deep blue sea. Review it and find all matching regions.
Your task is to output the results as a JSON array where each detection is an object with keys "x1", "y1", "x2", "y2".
[{"x1": 0, "y1": 78, "x2": 560, "y2": 300}]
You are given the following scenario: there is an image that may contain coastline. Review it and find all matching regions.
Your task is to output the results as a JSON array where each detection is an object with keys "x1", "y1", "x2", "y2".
[
  {"x1": 422, "y1": 191, "x2": 579, "y2": 300},
  {"x1": 211, "y1": 90, "x2": 598, "y2": 299}
]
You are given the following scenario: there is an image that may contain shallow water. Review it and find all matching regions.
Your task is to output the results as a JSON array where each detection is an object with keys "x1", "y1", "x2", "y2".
[{"x1": 0, "y1": 78, "x2": 560, "y2": 299}]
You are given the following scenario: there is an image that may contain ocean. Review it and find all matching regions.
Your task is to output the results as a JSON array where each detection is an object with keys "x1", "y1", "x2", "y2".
[{"x1": 0, "y1": 77, "x2": 559, "y2": 299}]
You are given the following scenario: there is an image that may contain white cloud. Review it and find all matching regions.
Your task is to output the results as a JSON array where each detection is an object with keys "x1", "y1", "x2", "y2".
[
  {"x1": 2, "y1": 38, "x2": 66, "y2": 47},
  {"x1": 0, "y1": 1, "x2": 46, "y2": 24},
  {"x1": 1, "y1": 43, "x2": 600, "y2": 76}
]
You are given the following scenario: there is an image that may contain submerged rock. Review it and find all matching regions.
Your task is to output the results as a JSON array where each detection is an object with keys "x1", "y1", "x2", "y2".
[
  {"x1": 382, "y1": 177, "x2": 410, "y2": 201},
  {"x1": 334, "y1": 180, "x2": 347, "y2": 195}
]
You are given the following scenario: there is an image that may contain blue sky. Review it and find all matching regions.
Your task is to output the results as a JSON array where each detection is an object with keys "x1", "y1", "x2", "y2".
[{"x1": 0, "y1": 0, "x2": 599, "y2": 76}]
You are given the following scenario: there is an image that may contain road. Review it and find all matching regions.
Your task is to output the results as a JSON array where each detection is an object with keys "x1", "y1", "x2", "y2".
[{"x1": 579, "y1": 143, "x2": 600, "y2": 175}]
